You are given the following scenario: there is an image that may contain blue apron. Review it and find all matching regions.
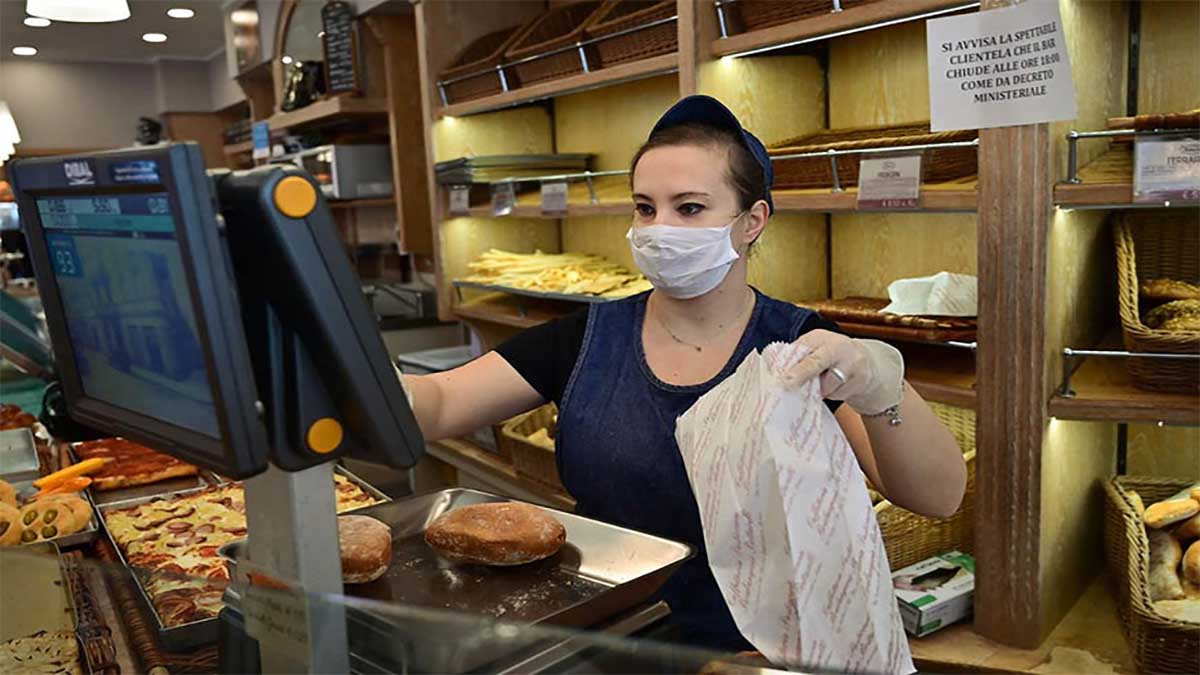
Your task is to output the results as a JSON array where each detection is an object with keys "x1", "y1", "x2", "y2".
[{"x1": 557, "y1": 289, "x2": 823, "y2": 651}]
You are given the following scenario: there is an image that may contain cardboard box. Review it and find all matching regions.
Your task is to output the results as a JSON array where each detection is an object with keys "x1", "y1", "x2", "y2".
[{"x1": 892, "y1": 550, "x2": 975, "y2": 637}]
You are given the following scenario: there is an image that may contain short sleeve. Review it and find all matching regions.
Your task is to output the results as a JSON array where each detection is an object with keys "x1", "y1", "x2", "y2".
[{"x1": 493, "y1": 309, "x2": 588, "y2": 405}]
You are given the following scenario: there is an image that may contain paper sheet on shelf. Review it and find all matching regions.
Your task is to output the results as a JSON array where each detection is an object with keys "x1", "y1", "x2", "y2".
[
  {"x1": 882, "y1": 272, "x2": 977, "y2": 317},
  {"x1": 675, "y1": 342, "x2": 914, "y2": 674}
]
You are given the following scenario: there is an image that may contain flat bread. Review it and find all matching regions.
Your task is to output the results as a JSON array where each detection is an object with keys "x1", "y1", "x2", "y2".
[
  {"x1": 0, "y1": 630, "x2": 81, "y2": 675},
  {"x1": 425, "y1": 502, "x2": 565, "y2": 566}
]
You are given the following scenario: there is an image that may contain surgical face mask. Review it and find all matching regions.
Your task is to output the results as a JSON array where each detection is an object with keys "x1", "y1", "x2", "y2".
[{"x1": 626, "y1": 212, "x2": 743, "y2": 299}]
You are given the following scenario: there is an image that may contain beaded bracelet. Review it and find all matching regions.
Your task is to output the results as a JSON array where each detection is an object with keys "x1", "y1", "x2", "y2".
[{"x1": 861, "y1": 382, "x2": 906, "y2": 427}]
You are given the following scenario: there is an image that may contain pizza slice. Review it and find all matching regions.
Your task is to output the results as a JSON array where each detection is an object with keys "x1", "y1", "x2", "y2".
[{"x1": 73, "y1": 438, "x2": 199, "y2": 491}]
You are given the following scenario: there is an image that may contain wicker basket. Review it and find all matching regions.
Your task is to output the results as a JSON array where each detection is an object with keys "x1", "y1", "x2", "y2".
[
  {"x1": 769, "y1": 124, "x2": 978, "y2": 190},
  {"x1": 499, "y1": 404, "x2": 562, "y2": 490},
  {"x1": 1114, "y1": 212, "x2": 1200, "y2": 393},
  {"x1": 505, "y1": 1, "x2": 607, "y2": 86},
  {"x1": 438, "y1": 24, "x2": 528, "y2": 104},
  {"x1": 1103, "y1": 476, "x2": 1200, "y2": 675},
  {"x1": 584, "y1": 0, "x2": 677, "y2": 68},
  {"x1": 727, "y1": 0, "x2": 881, "y2": 33},
  {"x1": 875, "y1": 403, "x2": 975, "y2": 571}
]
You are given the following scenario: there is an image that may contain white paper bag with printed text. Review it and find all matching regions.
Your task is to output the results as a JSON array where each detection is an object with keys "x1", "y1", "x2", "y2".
[{"x1": 675, "y1": 342, "x2": 913, "y2": 674}]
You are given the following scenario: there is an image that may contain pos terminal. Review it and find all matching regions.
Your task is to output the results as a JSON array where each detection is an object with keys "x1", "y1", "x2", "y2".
[{"x1": 9, "y1": 143, "x2": 424, "y2": 673}]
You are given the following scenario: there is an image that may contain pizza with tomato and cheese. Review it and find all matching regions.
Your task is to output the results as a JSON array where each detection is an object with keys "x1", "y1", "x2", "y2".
[
  {"x1": 104, "y1": 474, "x2": 380, "y2": 626},
  {"x1": 73, "y1": 438, "x2": 200, "y2": 491},
  {"x1": 0, "y1": 403, "x2": 36, "y2": 431}
]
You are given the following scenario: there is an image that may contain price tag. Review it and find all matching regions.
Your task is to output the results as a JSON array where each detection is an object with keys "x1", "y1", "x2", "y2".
[
  {"x1": 238, "y1": 564, "x2": 310, "y2": 655},
  {"x1": 448, "y1": 185, "x2": 470, "y2": 216},
  {"x1": 251, "y1": 121, "x2": 270, "y2": 160},
  {"x1": 1134, "y1": 135, "x2": 1200, "y2": 204},
  {"x1": 856, "y1": 155, "x2": 922, "y2": 210},
  {"x1": 491, "y1": 182, "x2": 515, "y2": 217},
  {"x1": 541, "y1": 181, "x2": 569, "y2": 215}
]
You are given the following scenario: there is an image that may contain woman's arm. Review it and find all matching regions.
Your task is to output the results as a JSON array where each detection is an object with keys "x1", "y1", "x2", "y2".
[
  {"x1": 403, "y1": 352, "x2": 544, "y2": 441},
  {"x1": 835, "y1": 387, "x2": 966, "y2": 518}
]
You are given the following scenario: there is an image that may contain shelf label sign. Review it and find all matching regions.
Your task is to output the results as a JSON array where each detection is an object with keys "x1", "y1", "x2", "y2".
[
  {"x1": 926, "y1": 1, "x2": 1076, "y2": 131},
  {"x1": 857, "y1": 155, "x2": 922, "y2": 210},
  {"x1": 541, "y1": 181, "x2": 569, "y2": 215},
  {"x1": 251, "y1": 121, "x2": 270, "y2": 160},
  {"x1": 1133, "y1": 135, "x2": 1200, "y2": 204},
  {"x1": 491, "y1": 182, "x2": 515, "y2": 217},
  {"x1": 448, "y1": 185, "x2": 470, "y2": 216}
]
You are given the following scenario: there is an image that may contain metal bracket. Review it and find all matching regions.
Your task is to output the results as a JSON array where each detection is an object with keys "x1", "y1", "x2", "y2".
[
  {"x1": 1058, "y1": 345, "x2": 1200, "y2": 398},
  {"x1": 714, "y1": 1, "x2": 730, "y2": 38}
]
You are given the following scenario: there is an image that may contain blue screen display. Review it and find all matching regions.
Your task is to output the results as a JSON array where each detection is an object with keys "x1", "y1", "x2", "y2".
[{"x1": 37, "y1": 194, "x2": 220, "y2": 437}]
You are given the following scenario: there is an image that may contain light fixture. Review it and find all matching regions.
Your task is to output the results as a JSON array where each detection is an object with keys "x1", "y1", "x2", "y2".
[
  {"x1": 23, "y1": 16, "x2": 51, "y2": 27},
  {"x1": 142, "y1": 33, "x2": 168, "y2": 43},
  {"x1": 11, "y1": 46, "x2": 38, "y2": 56},
  {"x1": 26, "y1": 0, "x2": 130, "y2": 23},
  {"x1": 166, "y1": 7, "x2": 194, "y2": 19},
  {"x1": 281, "y1": 55, "x2": 293, "y2": 65}
]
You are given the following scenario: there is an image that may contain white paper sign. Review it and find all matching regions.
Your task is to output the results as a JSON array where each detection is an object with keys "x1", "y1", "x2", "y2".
[
  {"x1": 1134, "y1": 135, "x2": 1200, "y2": 204},
  {"x1": 675, "y1": 343, "x2": 914, "y2": 674},
  {"x1": 926, "y1": 1, "x2": 1076, "y2": 131},
  {"x1": 491, "y1": 182, "x2": 515, "y2": 217},
  {"x1": 541, "y1": 181, "x2": 569, "y2": 215},
  {"x1": 857, "y1": 155, "x2": 922, "y2": 210},
  {"x1": 448, "y1": 185, "x2": 470, "y2": 215}
]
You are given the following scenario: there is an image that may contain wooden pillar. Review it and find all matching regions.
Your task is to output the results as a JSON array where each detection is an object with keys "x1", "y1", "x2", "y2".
[{"x1": 973, "y1": 0, "x2": 1054, "y2": 649}]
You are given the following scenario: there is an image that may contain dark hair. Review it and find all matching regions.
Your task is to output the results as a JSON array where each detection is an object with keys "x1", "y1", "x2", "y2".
[{"x1": 629, "y1": 122, "x2": 767, "y2": 213}]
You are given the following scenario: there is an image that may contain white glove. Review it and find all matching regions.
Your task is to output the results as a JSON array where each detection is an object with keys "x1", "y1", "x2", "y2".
[
  {"x1": 786, "y1": 331, "x2": 905, "y2": 415},
  {"x1": 393, "y1": 363, "x2": 415, "y2": 408}
]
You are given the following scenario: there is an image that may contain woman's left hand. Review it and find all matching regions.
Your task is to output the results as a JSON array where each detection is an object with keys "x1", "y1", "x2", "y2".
[{"x1": 786, "y1": 330, "x2": 904, "y2": 415}]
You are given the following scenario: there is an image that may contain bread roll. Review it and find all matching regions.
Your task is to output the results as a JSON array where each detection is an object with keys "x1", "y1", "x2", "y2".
[
  {"x1": 1177, "y1": 514, "x2": 1200, "y2": 542},
  {"x1": 0, "y1": 503, "x2": 22, "y2": 546},
  {"x1": 425, "y1": 502, "x2": 566, "y2": 566},
  {"x1": 1149, "y1": 529, "x2": 1186, "y2": 601},
  {"x1": 1140, "y1": 278, "x2": 1200, "y2": 302},
  {"x1": 41, "y1": 494, "x2": 92, "y2": 530},
  {"x1": 1184, "y1": 540, "x2": 1200, "y2": 587},
  {"x1": 18, "y1": 500, "x2": 81, "y2": 542},
  {"x1": 338, "y1": 515, "x2": 392, "y2": 584},
  {"x1": 0, "y1": 480, "x2": 16, "y2": 508},
  {"x1": 1144, "y1": 498, "x2": 1200, "y2": 529}
]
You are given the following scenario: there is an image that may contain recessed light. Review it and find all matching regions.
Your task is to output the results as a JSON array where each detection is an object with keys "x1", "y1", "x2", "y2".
[
  {"x1": 166, "y1": 8, "x2": 194, "y2": 19},
  {"x1": 12, "y1": 46, "x2": 38, "y2": 56},
  {"x1": 24, "y1": 17, "x2": 52, "y2": 27},
  {"x1": 142, "y1": 33, "x2": 168, "y2": 43},
  {"x1": 281, "y1": 55, "x2": 293, "y2": 64}
]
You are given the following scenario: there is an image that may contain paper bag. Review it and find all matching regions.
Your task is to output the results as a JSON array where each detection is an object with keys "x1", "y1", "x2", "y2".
[
  {"x1": 675, "y1": 342, "x2": 914, "y2": 674},
  {"x1": 881, "y1": 272, "x2": 977, "y2": 317}
]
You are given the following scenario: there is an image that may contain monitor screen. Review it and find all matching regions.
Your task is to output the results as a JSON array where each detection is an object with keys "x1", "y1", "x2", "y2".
[{"x1": 36, "y1": 193, "x2": 220, "y2": 437}]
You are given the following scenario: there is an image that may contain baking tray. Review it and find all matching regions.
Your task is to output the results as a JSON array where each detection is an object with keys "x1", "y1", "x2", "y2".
[
  {"x1": 0, "y1": 541, "x2": 93, "y2": 674},
  {"x1": 10, "y1": 477, "x2": 101, "y2": 549},
  {"x1": 453, "y1": 279, "x2": 619, "y2": 304},
  {"x1": 222, "y1": 488, "x2": 693, "y2": 673},
  {"x1": 0, "y1": 426, "x2": 40, "y2": 481},
  {"x1": 96, "y1": 464, "x2": 387, "y2": 651},
  {"x1": 67, "y1": 442, "x2": 220, "y2": 506}
]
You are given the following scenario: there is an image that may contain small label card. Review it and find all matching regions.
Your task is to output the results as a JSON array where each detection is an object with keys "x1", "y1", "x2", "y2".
[
  {"x1": 857, "y1": 155, "x2": 922, "y2": 210},
  {"x1": 1134, "y1": 135, "x2": 1200, "y2": 204}
]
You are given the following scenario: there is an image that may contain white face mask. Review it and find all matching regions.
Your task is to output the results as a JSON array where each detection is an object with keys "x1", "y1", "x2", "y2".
[{"x1": 626, "y1": 213, "x2": 743, "y2": 299}]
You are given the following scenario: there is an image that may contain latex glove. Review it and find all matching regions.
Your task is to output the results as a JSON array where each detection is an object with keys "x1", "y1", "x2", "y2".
[
  {"x1": 785, "y1": 331, "x2": 905, "y2": 415},
  {"x1": 393, "y1": 363, "x2": 415, "y2": 408}
]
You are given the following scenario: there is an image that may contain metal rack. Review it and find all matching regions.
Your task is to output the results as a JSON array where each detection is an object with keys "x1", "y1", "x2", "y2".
[
  {"x1": 1057, "y1": 346, "x2": 1200, "y2": 398},
  {"x1": 453, "y1": 280, "x2": 620, "y2": 306},
  {"x1": 1064, "y1": 126, "x2": 1200, "y2": 184},
  {"x1": 490, "y1": 169, "x2": 630, "y2": 205},
  {"x1": 435, "y1": 14, "x2": 680, "y2": 107}
]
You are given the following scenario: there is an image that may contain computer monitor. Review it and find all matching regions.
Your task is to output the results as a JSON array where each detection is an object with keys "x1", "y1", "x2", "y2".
[{"x1": 10, "y1": 145, "x2": 269, "y2": 476}]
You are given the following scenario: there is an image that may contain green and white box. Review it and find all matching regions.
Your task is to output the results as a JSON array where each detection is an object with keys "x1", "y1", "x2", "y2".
[{"x1": 891, "y1": 550, "x2": 975, "y2": 637}]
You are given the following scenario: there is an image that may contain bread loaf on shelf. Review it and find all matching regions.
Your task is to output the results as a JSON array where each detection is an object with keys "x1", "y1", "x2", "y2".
[
  {"x1": 1144, "y1": 498, "x2": 1200, "y2": 529},
  {"x1": 1149, "y1": 529, "x2": 1186, "y2": 601}
]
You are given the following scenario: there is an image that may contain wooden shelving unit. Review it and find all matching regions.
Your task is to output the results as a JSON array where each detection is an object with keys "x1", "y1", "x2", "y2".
[
  {"x1": 453, "y1": 293, "x2": 580, "y2": 330},
  {"x1": 772, "y1": 176, "x2": 978, "y2": 213},
  {"x1": 267, "y1": 96, "x2": 389, "y2": 132},
  {"x1": 439, "y1": 53, "x2": 678, "y2": 118},
  {"x1": 710, "y1": 0, "x2": 975, "y2": 58},
  {"x1": 1054, "y1": 144, "x2": 1136, "y2": 207},
  {"x1": 222, "y1": 140, "x2": 254, "y2": 156}
]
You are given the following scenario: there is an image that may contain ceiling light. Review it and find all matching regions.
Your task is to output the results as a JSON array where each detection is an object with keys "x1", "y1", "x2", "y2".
[
  {"x1": 166, "y1": 8, "x2": 194, "y2": 19},
  {"x1": 23, "y1": 17, "x2": 52, "y2": 27},
  {"x1": 26, "y1": 0, "x2": 130, "y2": 23},
  {"x1": 11, "y1": 46, "x2": 38, "y2": 57},
  {"x1": 142, "y1": 33, "x2": 168, "y2": 43},
  {"x1": 281, "y1": 55, "x2": 293, "y2": 64}
]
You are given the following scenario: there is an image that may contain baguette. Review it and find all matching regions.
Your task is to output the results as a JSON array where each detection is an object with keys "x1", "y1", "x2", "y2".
[
  {"x1": 1144, "y1": 498, "x2": 1200, "y2": 529},
  {"x1": 1149, "y1": 529, "x2": 1186, "y2": 601},
  {"x1": 1177, "y1": 514, "x2": 1200, "y2": 542}
]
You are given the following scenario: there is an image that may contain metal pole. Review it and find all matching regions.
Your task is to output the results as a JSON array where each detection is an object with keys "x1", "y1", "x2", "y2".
[
  {"x1": 828, "y1": 149, "x2": 842, "y2": 192},
  {"x1": 437, "y1": 82, "x2": 448, "y2": 107},
  {"x1": 577, "y1": 42, "x2": 591, "y2": 74},
  {"x1": 498, "y1": 66, "x2": 510, "y2": 93},
  {"x1": 1066, "y1": 130, "x2": 1080, "y2": 184},
  {"x1": 715, "y1": 1, "x2": 729, "y2": 38},
  {"x1": 1060, "y1": 349, "x2": 1076, "y2": 398}
]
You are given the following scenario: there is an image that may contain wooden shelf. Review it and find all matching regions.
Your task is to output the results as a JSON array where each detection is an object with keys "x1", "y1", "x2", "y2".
[
  {"x1": 1055, "y1": 144, "x2": 1135, "y2": 207},
  {"x1": 268, "y1": 96, "x2": 388, "y2": 131},
  {"x1": 899, "y1": 342, "x2": 976, "y2": 409},
  {"x1": 772, "y1": 175, "x2": 978, "y2": 213},
  {"x1": 427, "y1": 437, "x2": 575, "y2": 511},
  {"x1": 910, "y1": 575, "x2": 1134, "y2": 674},
  {"x1": 711, "y1": 0, "x2": 974, "y2": 57},
  {"x1": 327, "y1": 197, "x2": 395, "y2": 209},
  {"x1": 461, "y1": 175, "x2": 632, "y2": 218},
  {"x1": 223, "y1": 140, "x2": 254, "y2": 155},
  {"x1": 1049, "y1": 334, "x2": 1199, "y2": 426},
  {"x1": 453, "y1": 292, "x2": 579, "y2": 329},
  {"x1": 438, "y1": 53, "x2": 678, "y2": 118}
]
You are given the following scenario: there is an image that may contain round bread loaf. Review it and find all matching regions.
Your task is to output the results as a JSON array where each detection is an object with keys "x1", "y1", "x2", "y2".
[
  {"x1": 424, "y1": 502, "x2": 566, "y2": 566},
  {"x1": 338, "y1": 515, "x2": 392, "y2": 584},
  {"x1": 0, "y1": 502, "x2": 22, "y2": 546}
]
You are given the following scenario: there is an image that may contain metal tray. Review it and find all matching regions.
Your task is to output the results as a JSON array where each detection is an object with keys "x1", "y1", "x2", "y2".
[
  {"x1": 223, "y1": 488, "x2": 693, "y2": 673},
  {"x1": 452, "y1": 280, "x2": 618, "y2": 304},
  {"x1": 10, "y1": 477, "x2": 101, "y2": 549},
  {"x1": 0, "y1": 542, "x2": 93, "y2": 674},
  {"x1": 67, "y1": 442, "x2": 216, "y2": 506},
  {"x1": 96, "y1": 464, "x2": 387, "y2": 651},
  {"x1": 0, "y1": 426, "x2": 40, "y2": 482}
]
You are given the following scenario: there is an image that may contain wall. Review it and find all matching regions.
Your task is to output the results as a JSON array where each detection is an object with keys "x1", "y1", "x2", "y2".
[
  {"x1": 155, "y1": 60, "x2": 215, "y2": 113},
  {"x1": 1, "y1": 60, "x2": 158, "y2": 150},
  {"x1": 209, "y1": 51, "x2": 246, "y2": 110}
]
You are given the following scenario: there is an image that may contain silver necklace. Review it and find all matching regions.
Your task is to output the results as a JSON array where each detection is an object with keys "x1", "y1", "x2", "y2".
[{"x1": 652, "y1": 289, "x2": 754, "y2": 353}]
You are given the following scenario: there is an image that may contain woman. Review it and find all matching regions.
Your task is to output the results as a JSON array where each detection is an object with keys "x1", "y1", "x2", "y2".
[{"x1": 405, "y1": 96, "x2": 967, "y2": 651}]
